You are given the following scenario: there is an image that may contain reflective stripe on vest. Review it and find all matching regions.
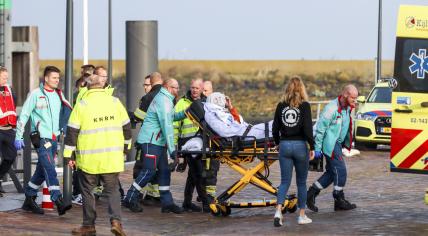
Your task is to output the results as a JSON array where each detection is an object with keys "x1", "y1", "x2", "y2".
[
  {"x1": 174, "y1": 97, "x2": 199, "y2": 140},
  {"x1": 80, "y1": 126, "x2": 122, "y2": 135},
  {"x1": 134, "y1": 107, "x2": 146, "y2": 120},
  {"x1": 76, "y1": 146, "x2": 123, "y2": 155}
]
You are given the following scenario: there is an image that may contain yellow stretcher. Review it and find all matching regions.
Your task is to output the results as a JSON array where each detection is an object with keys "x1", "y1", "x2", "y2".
[{"x1": 178, "y1": 101, "x2": 323, "y2": 217}]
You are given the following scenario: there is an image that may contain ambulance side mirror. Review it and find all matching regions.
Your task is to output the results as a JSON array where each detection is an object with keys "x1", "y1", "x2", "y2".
[{"x1": 357, "y1": 96, "x2": 366, "y2": 103}]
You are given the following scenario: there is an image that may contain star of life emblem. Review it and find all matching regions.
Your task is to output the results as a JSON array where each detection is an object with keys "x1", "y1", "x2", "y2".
[{"x1": 409, "y1": 49, "x2": 428, "y2": 79}]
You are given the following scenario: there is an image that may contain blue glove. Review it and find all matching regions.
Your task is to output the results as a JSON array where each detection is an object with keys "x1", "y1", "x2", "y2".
[
  {"x1": 14, "y1": 140, "x2": 25, "y2": 150},
  {"x1": 315, "y1": 150, "x2": 323, "y2": 159}
]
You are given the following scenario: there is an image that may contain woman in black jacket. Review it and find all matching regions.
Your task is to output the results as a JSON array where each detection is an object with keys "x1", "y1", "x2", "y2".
[{"x1": 272, "y1": 76, "x2": 315, "y2": 227}]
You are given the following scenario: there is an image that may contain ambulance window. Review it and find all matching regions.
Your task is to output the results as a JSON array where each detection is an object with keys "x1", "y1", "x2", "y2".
[
  {"x1": 367, "y1": 87, "x2": 392, "y2": 103},
  {"x1": 394, "y1": 38, "x2": 428, "y2": 93}
]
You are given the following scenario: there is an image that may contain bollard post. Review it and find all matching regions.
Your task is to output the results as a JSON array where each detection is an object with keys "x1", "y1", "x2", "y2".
[
  {"x1": 63, "y1": 0, "x2": 74, "y2": 205},
  {"x1": 125, "y1": 21, "x2": 158, "y2": 161}
]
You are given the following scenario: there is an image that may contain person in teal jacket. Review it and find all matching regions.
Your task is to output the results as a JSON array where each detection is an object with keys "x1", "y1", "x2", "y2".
[
  {"x1": 14, "y1": 66, "x2": 72, "y2": 216},
  {"x1": 123, "y1": 78, "x2": 186, "y2": 214},
  {"x1": 306, "y1": 84, "x2": 359, "y2": 212}
]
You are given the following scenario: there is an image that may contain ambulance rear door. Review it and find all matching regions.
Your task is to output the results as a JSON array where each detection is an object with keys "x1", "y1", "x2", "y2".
[{"x1": 390, "y1": 5, "x2": 428, "y2": 174}]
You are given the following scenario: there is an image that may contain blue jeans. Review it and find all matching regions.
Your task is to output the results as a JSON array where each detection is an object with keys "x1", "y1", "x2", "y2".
[
  {"x1": 25, "y1": 139, "x2": 61, "y2": 201},
  {"x1": 316, "y1": 142, "x2": 347, "y2": 191},
  {"x1": 277, "y1": 140, "x2": 309, "y2": 209},
  {"x1": 125, "y1": 143, "x2": 174, "y2": 207}
]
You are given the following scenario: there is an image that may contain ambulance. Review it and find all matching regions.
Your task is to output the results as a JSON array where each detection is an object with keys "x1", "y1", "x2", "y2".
[{"x1": 390, "y1": 5, "x2": 428, "y2": 175}]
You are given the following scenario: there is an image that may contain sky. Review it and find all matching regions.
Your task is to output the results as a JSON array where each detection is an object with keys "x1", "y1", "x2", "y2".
[{"x1": 11, "y1": 0, "x2": 428, "y2": 60}]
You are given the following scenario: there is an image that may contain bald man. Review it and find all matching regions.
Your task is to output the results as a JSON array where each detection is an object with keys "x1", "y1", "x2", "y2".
[
  {"x1": 163, "y1": 78, "x2": 180, "y2": 99},
  {"x1": 306, "y1": 84, "x2": 358, "y2": 212},
  {"x1": 203, "y1": 80, "x2": 213, "y2": 97}
]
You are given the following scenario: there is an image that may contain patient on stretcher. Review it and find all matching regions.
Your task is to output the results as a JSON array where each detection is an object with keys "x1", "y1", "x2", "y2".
[{"x1": 181, "y1": 92, "x2": 273, "y2": 153}]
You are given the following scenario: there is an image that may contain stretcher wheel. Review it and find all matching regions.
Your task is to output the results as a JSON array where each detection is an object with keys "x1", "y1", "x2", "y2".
[
  {"x1": 210, "y1": 204, "x2": 222, "y2": 217},
  {"x1": 286, "y1": 195, "x2": 298, "y2": 213},
  {"x1": 281, "y1": 195, "x2": 298, "y2": 214},
  {"x1": 287, "y1": 204, "x2": 298, "y2": 213},
  {"x1": 220, "y1": 206, "x2": 231, "y2": 216}
]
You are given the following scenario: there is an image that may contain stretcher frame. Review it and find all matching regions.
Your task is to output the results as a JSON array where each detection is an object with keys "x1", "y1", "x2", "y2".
[{"x1": 178, "y1": 103, "x2": 301, "y2": 216}]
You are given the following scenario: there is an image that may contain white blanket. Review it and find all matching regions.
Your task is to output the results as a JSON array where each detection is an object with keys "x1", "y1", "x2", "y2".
[
  {"x1": 203, "y1": 102, "x2": 272, "y2": 139},
  {"x1": 181, "y1": 137, "x2": 203, "y2": 157}
]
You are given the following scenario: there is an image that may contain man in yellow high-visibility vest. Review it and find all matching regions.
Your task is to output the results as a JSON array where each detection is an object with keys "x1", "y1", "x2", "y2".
[
  {"x1": 64, "y1": 74, "x2": 131, "y2": 236},
  {"x1": 174, "y1": 78, "x2": 211, "y2": 212}
]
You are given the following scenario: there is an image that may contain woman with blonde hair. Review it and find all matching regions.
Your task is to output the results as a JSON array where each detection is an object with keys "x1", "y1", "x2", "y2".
[{"x1": 272, "y1": 76, "x2": 315, "y2": 227}]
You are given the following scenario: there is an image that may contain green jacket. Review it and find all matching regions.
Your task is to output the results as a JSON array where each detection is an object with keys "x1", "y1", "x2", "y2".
[
  {"x1": 16, "y1": 83, "x2": 72, "y2": 140},
  {"x1": 136, "y1": 87, "x2": 185, "y2": 154},
  {"x1": 314, "y1": 97, "x2": 354, "y2": 157}
]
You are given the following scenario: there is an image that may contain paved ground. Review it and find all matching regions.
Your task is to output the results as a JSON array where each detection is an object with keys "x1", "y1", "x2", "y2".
[{"x1": 0, "y1": 149, "x2": 427, "y2": 235}]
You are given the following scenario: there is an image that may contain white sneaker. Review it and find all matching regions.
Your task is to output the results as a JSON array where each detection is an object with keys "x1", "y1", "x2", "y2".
[
  {"x1": 273, "y1": 210, "x2": 283, "y2": 227},
  {"x1": 297, "y1": 215, "x2": 312, "y2": 225},
  {"x1": 71, "y1": 194, "x2": 83, "y2": 206}
]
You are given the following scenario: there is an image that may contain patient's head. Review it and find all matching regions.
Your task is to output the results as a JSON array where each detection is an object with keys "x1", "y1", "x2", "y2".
[{"x1": 207, "y1": 92, "x2": 226, "y2": 108}]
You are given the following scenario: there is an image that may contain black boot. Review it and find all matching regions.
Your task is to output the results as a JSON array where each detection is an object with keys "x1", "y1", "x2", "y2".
[
  {"x1": 202, "y1": 203, "x2": 210, "y2": 213},
  {"x1": 333, "y1": 190, "x2": 357, "y2": 211},
  {"x1": 55, "y1": 196, "x2": 72, "y2": 215},
  {"x1": 182, "y1": 202, "x2": 202, "y2": 212},
  {"x1": 22, "y1": 195, "x2": 44, "y2": 214},
  {"x1": 306, "y1": 185, "x2": 321, "y2": 212},
  {"x1": 123, "y1": 199, "x2": 144, "y2": 213},
  {"x1": 161, "y1": 204, "x2": 184, "y2": 214},
  {"x1": 125, "y1": 201, "x2": 143, "y2": 212}
]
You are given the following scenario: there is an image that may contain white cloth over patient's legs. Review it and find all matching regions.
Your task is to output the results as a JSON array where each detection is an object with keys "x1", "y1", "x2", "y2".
[{"x1": 181, "y1": 137, "x2": 203, "y2": 157}]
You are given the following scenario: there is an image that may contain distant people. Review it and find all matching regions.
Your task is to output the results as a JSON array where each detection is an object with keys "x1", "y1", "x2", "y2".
[
  {"x1": 94, "y1": 66, "x2": 113, "y2": 91},
  {"x1": 306, "y1": 84, "x2": 359, "y2": 212},
  {"x1": 15, "y1": 66, "x2": 72, "y2": 215},
  {"x1": 203, "y1": 80, "x2": 213, "y2": 97},
  {"x1": 143, "y1": 74, "x2": 152, "y2": 93},
  {"x1": 0, "y1": 67, "x2": 17, "y2": 197},
  {"x1": 74, "y1": 66, "x2": 114, "y2": 104},
  {"x1": 65, "y1": 74, "x2": 131, "y2": 236},
  {"x1": 75, "y1": 64, "x2": 95, "y2": 91},
  {"x1": 272, "y1": 76, "x2": 314, "y2": 227},
  {"x1": 123, "y1": 74, "x2": 185, "y2": 214},
  {"x1": 73, "y1": 64, "x2": 95, "y2": 106}
]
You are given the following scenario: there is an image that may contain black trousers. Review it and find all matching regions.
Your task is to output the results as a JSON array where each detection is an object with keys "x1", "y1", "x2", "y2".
[
  {"x1": 183, "y1": 155, "x2": 208, "y2": 205},
  {"x1": 202, "y1": 159, "x2": 219, "y2": 186},
  {"x1": 0, "y1": 129, "x2": 17, "y2": 179},
  {"x1": 72, "y1": 168, "x2": 81, "y2": 196}
]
